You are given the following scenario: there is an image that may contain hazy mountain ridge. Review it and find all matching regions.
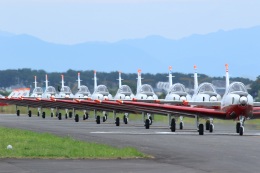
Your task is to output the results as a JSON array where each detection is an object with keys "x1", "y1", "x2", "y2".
[{"x1": 0, "y1": 26, "x2": 259, "y2": 79}]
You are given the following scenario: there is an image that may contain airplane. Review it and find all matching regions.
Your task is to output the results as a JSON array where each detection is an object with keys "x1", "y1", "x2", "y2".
[
  {"x1": 113, "y1": 71, "x2": 135, "y2": 125},
  {"x1": 42, "y1": 74, "x2": 57, "y2": 99},
  {"x1": 91, "y1": 70, "x2": 113, "y2": 124}
]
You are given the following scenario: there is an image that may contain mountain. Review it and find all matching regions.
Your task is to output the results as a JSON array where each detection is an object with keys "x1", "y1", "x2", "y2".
[{"x1": 0, "y1": 26, "x2": 260, "y2": 79}]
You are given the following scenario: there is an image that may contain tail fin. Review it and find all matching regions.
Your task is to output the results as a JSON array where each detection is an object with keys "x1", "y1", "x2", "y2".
[
  {"x1": 168, "y1": 66, "x2": 173, "y2": 89},
  {"x1": 77, "y1": 72, "x2": 81, "y2": 89},
  {"x1": 94, "y1": 70, "x2": 97, "y2": 91},
  {"x1": 45, "y1": 74, "x2": 49, "y2": 89},
  {"x1": 194, "y1": 65, "x2": 198, "y2": 91},
  {"x1": 34, "y1": 76, "x2": 37, "y2": 88},
  {"x1": 117, "y1": 71, "x2": 123, "y2": 88},
  {"x1": 137, "y1": 69, "x2": 142, "y2": 91},
  {"x1": 225, "y1": 64, "x2": 229, "y2": 89},
  {"x1": 61, "y1": 74, "x2": 65, "y2": 88}
]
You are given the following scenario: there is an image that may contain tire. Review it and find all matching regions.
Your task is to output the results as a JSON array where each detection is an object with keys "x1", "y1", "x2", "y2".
[
  {"x1": 123, "y1": 115, "x2": 128, "y2": 124},
  {"x1": 170, "y1": 118, "x2": 176, "y2": 132},
  {"x1": 103, "y1": 116, "x2": 106, "y2": 122},
  {"x1": 236, "y1": 122, "x2": 240, "y2": 133},
  {"x1": 75, "y1": 114, "x2": 79, "y2": 122},
  {"x1": 96, "y1": 116, "x2": 100, "y2": 124},
  {"x1": 239, "y1": 126, "x2": 244, "y2": 136},
  {"x1": 16, "y1": 110, "x2": 20, "y2": 116},
  {"x1": 209, "y1": 124, "x2": 213, "y2": 133},
  {"x1": 65, "y1": 113, "x2": 68, "y2": 119},
  {"x1": 58, "y1": 113, "x2": 62, "y2": 120},
  {"x1": 115, "y1": 117, "x2": 120, "y2": 126},
  {"x1": 83, "y1": 114, "x2": 86, "y2": 120},
  {"x1": 51, "y1": 113, "x2": 53, "y2": 118},
  {"x1": 205, "y1": 120, "x2": 210, "y2": 130},
  {"x1": 56, "y1": 113, "x2": 58, "y2": 117},
  {"x1": 145, "y1": 119, "x2": 150, "y2": 129},
  {"x1": 28, "y1": 110, "x2": 32, "y2": 117},
  {"x1": 37, "y1": 112, "x2": 40, "y2": 117},
  {"x1": 199, "y1": 124, "x2": 204, "y2": 135},
  {"x1": 180, "y1": 122, "x2": 183, "y2": 130},
  {"x1": 69, "y1": 112, "x2": 73, "y2": 118},
  {"x1": 42, "y1": 112, "x2": 45, "y2": 119}
]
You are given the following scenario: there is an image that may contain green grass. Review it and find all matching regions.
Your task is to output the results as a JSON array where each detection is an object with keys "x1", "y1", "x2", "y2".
[{"x1": 0, "y1": 126, "x2": 147, "y2": 159}]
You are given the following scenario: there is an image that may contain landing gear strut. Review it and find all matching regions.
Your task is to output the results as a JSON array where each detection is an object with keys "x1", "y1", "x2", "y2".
[{"x1": 237, "y1": 116, "x2": 245, "y2": 136}]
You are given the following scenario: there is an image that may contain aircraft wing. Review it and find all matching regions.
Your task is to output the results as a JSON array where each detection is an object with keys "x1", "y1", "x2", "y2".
[{"x1": 253, "y1": 102, "x2": 260, "y2": 107}]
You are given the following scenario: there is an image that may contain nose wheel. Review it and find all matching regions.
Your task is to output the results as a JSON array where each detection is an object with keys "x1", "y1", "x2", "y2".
[{"x1": 236, "y1": 116, "x2": 245, "y2": 136}]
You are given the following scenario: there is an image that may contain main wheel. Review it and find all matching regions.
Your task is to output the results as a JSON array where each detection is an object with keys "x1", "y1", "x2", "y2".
[
  {"x1": 85, "y1": 113, "x2": 89, "y2": 120},
  {"x1": 96, "y1": 116, "x2": 100, "y2": 124},
  {"x1": 69, "y1": 112, "x2": 73, "y2": 118},
  {"x1": 51, "y1": 113, "x2": 53, "y2": 118},
  {"x1": 145, "y1": 119, "x2": 150, "y2": 129},
  {"x1": 179, "y1": 122, "x2": 183, "y2": 130},
  {"x1": 236, "y1": 122, "x2": 240, "y2": 133},
  {"x1": 115, "y1": 117, "x2": 120, "y2": 126},
  {"x1": 42, "y1": 112, "x2": 45, "y2": 119},
  {"x1": 123, "y1": 115, "x2": 128, "y2": 124},
  {"x1": 65, "y1": 113, "x2": 68, "y2": 119},
  {"x1": 75, "y1": 114, "x2": 79, "y2": 122},
  {"x1": 239, "y1": 126, "x2": 244, "y2": 136},
  {"x1": 103, "y1": 116, "x2": 106, "y2": 122},
  {"x1": 199, "y1": 124, "x2": 204, "y2": 135},
  {"x1": 205, "y1": 120, "x2": 210, "y2": 130},
  {"x1": 83, "y1": 114, "x2": 86, "y2": 120},
  {"x1": 37, "y1": 112, "x2": 40, "y2": 117},
  {"x1": 58, "y1": 113, "x2": 62, "y2": 120},
  {"x1": 170, "y1": 118, "x2": 176, "y2": 132},
  {"x1": 28, "y1": 110, "x2": 32, "y2": 117},
  {"x1": 16, "y1": 110, "x2": 20, "y2": 116},
  {"x1": 209, "y1": 124, "x2": 214, "y2": 133}
]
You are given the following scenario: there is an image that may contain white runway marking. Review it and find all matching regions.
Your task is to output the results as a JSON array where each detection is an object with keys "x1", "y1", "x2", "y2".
[{"x1": 90, "y1": 131, "x2": 260, "y2": 136}]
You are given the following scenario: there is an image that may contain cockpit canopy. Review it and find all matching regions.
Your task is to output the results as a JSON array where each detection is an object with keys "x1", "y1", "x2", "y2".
[
  {"x1": 196, "y1": 83, "x2": 216, "y2": 95},
  {"x1": 78, "y1": 85, "x2": 90, "y2": 94},
  {"x1": 138, "y1": 84, "x2": 155, "y2": 96},
  {"x1": 60, "y1": 86, "x2": 72, "y2": 94},
  {"x1": 168, "y1": 83, "x2": 187, "y2": 96},
  {"x1": 116, "y1": 85, "x2": 133, "y2": 96},
  {"x1": 32, "y1": 87, "x2": 43, "y2": 94},
  {"x1": 227, "y1": 82, "x2": 248, "y2": 95},
  {"x1": 45, "y1": 86, "x2": 56, "y2": 94},
  {"x1": 94, "y1": 85, "x2": 110, "y2": 96}
]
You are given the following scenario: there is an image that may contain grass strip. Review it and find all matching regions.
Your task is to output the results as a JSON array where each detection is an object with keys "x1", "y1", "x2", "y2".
[{"x1": 0, "y1": 126, "x2": 147, "y2": 159}]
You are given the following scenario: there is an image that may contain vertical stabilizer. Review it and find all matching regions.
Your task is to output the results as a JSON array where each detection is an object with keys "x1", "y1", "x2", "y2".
[
  {"x1": 117, "y1": 71, "x2": 123, "y2": 88},
  {"x1": 168, "y1": 66, "x2": 173, "y2": 88},
  {"x1": 61, "y1": 74, "x2": 65, "y2": 88},
  {"x1": 137, "y1": 69, "x2": 142, "y2": 91},
  {"x1": 45, "y1": 74, "x2": 49, "y2": 89},
  {"x1": 77, "y1": 72, "x2": 81, "y2": 89},
  {"x1": 225, "y1": 64, "x2": 229, "y2": 89},
  {"x1": 34, "y1": 76, "x2": 37, "y2": 88},
  {"x1": 94, "y1": 70, "x2": 97, "y2": 91},
  {"x1": 194, "y1": 65, "x2": 198, "y2": 90}
]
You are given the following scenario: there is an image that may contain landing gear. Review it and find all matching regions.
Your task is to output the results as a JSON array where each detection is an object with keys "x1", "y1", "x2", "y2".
[
  {"x1": 237, "y1": 116, "x2": 245, "y2": 136},
  {"x1": 208, "y1": 118, "x2": 214, "y2": 133},
  {"x1": 37, "y1": 112, "x2": 40, "y2": 117},
  {"x1": 115, "y1": 117, "x2": 120, "y2": 126},
  {"x1": 205, "y1": 120, "x2": 210, "y2": 130},
  {"x1": 179, "y1": 116, "x2": 184, "y2": 130},
  {"x1": 28, "y1": 110, "x2": 32, "y2": 117},
  {"x1": 145, "y1": 119, "x2": 150, "y2": 129},
  {"x1": 198, "y1": 124, "x2": 204, "y2": 135},
  {"x1": 69, "y1": 112, "x2": 73, "y2": 118},
  {"x1": 170, "y1": 118, "x2": 176, "y2": 132},
  {"x1": 83, "y1": 112, "x2": 88, "y2": 120},
  {"x1": 58, "y1": 113, "x2": 62, "y2": 120},
  {"x1": 75, "y1": 114, "x2": 79, "y2": 122},
  {"x1": 65, "y1": 113, "x2": 68, "y2": 119},
  {"x1": 96, "y1": 115, "x2": 100, "y2": 124},
  {"x1": 42, "y1": 112, "x2": 45, "y2": 119},
  {"x1": 123, "y1": 113, "x2": 128, "y2": 124},
  {"x1": 51, "y1": 113, "x2": 53, "y2": 118}
]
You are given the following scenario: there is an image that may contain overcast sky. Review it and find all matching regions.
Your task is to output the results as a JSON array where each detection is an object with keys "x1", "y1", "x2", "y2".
[{"x1": 0, "y1": 0, "x2": 260, "y2": 44}]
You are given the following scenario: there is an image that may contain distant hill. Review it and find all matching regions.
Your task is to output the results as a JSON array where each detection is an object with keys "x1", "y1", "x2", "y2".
[{"x1": 0, "y1": 26, "x2": 260, "y2": 79}]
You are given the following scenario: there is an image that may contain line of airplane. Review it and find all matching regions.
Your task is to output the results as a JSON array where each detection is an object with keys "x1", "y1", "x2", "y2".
[{"x1": 1, "y1": 64, "x2": 260, "y2": 136}]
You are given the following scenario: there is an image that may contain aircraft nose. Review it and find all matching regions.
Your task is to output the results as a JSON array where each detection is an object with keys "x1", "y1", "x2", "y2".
[
  {"x1": 180, "y1": 96, "x2": 186, "y2": 101},
  {"x1": 210, "y1": 96, "x2": 217, "y2": 101},
  {"x1": 239, "y1": 96, "x2": 248, "y2": 105}
]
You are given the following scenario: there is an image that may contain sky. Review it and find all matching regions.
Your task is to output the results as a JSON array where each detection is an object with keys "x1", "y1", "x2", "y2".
[{"x1": 1, "y1": 0, "x2": 260, "y2": 44}]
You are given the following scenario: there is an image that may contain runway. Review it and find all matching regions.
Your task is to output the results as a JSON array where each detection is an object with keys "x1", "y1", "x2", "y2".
[{"x1": 1, "y1": 114, "x2": 260, "y2": 173}]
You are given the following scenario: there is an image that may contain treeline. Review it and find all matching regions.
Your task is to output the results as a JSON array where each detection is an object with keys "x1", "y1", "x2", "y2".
[{"x1": 0, "y1": 68, "x2": 255, "y2": 96}]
